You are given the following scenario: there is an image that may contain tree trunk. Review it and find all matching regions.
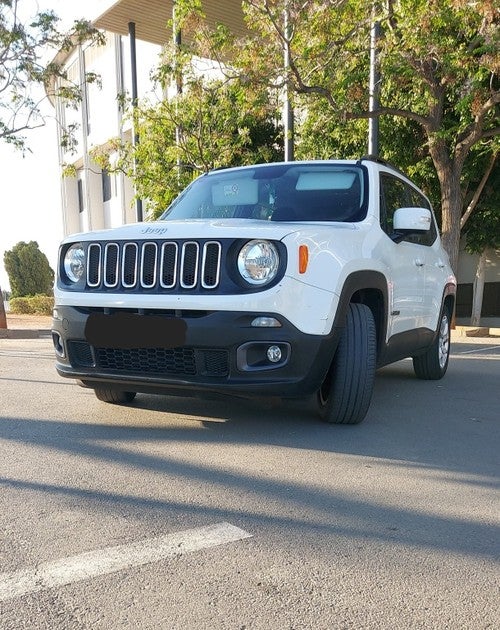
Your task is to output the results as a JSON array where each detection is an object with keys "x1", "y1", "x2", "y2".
[
  {"x1": 470, "y1": 249, "x2": 487, "y2": 327},
  {"x1": 432, "y1": 153, "x2": 463, "y2": 275},
  {"x1": 0, "y1": 285, "x2": 7, "y2": 329}
]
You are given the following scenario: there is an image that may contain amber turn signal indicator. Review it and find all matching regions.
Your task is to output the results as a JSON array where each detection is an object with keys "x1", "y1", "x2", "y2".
[{"x1": 299, "y1": 245, "x2": 309, "y2": 273}]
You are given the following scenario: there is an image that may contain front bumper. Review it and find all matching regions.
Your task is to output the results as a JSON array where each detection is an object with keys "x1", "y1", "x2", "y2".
[{"x1": 52, "y1": 306, "x2": 342, "y2": 398}]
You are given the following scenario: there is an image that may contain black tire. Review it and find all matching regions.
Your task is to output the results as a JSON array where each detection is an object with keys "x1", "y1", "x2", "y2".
[
  {"x1": 413, "y1": 306, "x2": 451, "y2": 380},
  {"x1": 93, "y1": 388, "x2": 137, "y2": 404},
  {"x1": 317, "y1": 303, "x2": 377, "y2": 424}
]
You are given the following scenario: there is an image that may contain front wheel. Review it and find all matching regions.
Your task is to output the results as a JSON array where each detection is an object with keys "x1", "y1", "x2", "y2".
[
  {"x1": 413, "y1": 307, "x2": 451, "y2": 380},
  {"x1": 93, "y1": 388, "x2": 137, "y2": 405},
  {"x1": 317, "y1": 303, "x2": 377, "y2": 425}
]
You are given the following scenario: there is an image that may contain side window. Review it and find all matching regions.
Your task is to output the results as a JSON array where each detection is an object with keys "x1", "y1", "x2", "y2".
[
  {"x1": 405, "y1": 185, "x2": 438, "y2": 246},
  {"x1": 379, "y1": 173, "x2": 408, "y2": 234},
  {"x1": 380, "y1": 173, "x2": 437, "y2": 246},
  {"x1": 408, "y1": 186, "x2": 430, "y2": 210}
]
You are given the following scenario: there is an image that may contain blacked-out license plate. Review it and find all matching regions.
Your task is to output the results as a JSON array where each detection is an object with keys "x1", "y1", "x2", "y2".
[{"x1": 84, "y1": 313, "x2": 187, "y2": 349}]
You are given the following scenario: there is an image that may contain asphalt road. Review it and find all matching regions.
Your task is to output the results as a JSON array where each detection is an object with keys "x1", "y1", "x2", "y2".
[{"x1": 0, "y1": 334, "x2": 499, "y2": 629}]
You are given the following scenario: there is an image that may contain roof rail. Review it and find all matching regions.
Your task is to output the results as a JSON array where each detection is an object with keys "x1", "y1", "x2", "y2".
[
  {"x1": 358, "y1": 155, "x2": 410, "y2": 179},
  {"x1": 359, "y1": 154, "x2": 389, "y2": 165}
]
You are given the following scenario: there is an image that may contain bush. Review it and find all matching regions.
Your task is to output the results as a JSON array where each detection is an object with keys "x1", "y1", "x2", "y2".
[
  {"x1": 3, "y1": 241, "x2": 54, "y2": 298},
  {"x1": 10, "y1": 295, "x2": 54, "y2": 315}
]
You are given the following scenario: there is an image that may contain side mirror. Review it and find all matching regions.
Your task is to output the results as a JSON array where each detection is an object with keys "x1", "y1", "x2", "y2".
[{"x1": 391, "y1": 207, "x2": 432, "y2": 243}]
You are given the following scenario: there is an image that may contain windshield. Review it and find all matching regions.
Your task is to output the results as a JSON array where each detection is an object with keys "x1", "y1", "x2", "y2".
[{"x1": 160, "y1": 163, "x2": 368, "y2": 223}]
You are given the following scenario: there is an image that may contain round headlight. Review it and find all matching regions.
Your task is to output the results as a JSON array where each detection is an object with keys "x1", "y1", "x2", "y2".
[
  {"x1": 237, "y1": 240, "x2": 279, "y2": 286},
  {"x1": 64, "y1": 244, "x2": 86, "y2": 283}
]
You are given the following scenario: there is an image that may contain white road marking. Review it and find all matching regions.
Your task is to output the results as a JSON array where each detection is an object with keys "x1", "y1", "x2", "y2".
[
  {"x1": 0, "y1": 522, "x2": 252, "y2": 602},
  {"x1": 456, "y1": 345, "x2": 500, "y2": 355}
]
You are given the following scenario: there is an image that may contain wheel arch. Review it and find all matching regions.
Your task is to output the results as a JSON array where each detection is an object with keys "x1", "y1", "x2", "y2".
[{"x1": 332, "y1": 270, "x2": 388, "y2": 363}]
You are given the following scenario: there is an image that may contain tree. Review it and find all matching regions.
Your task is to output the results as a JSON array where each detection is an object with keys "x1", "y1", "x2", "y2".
[
  {"x1": 462, "y1": 152, "x2": 500, "y2": 326},
  {"x1": 3, "y1": 240, "x2": 54, "y2": 297},
  {"x1": 93, "y1": 79, "x2": 283, "y2": 218},
  {"x1": 184, "y1": 0, "x2": 499, "y2": 273},
  {"x1": 297, "y1": 100, "x2": 442, "y2": 206},
  {"x1": 0, "y1": 0, "x2": 104, "y2": 151}
]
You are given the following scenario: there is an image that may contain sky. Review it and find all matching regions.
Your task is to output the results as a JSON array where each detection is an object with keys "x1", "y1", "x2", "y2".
[{"x1": 0, "y1": 0, "x2": 105, "y2": 292}]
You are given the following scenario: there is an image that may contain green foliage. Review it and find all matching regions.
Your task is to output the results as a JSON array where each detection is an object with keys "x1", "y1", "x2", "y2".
[
  {"x1": 463, "y1": 152, "x2": 500, "y2": 255},
  {"x1": 94, "y1": 79, "x2": 283, "y2": 219},
  {"x1": 464, "y1": 206, "x2": 500, "y2": 255},
  {"x1": 97, "y1": 0, "x2": 496, "y2": 270},
  {"x1": 297, "y1": 98, "x2": 443, "y2": 213},
  {"x1": 3, "y1": 241, "x2": 54, "y2": 298},
  {"x1": 9, "y1": 294, "x2": 54, "y2": 315},
  {"x1": 0, "y1": 0, "x2": 105, "y2": 150},
  {"x1": 173, "y1": 0, "x2": 498, "y2": 270},
  {"x1": 377, "y1": 0, "x2": 499, "y2": 141},
  {"x1": 239, "y1": 0, "x2": 371, "y2": 108}
]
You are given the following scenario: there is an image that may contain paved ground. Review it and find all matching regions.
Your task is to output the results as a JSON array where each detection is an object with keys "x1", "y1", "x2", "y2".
[{"x1": 0, "y1": 329, "x2": 498, "y2": 629}]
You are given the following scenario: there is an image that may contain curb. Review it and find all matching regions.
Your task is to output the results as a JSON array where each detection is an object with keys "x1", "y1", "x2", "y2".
[
  {"x1": 453, "y1": 326, "x2": 500, "y2": 338},
  {"x1": 0, "y1": 329, "x2": 52, "y2": 339}
]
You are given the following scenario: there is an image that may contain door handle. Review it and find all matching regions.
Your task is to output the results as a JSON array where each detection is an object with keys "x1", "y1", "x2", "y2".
[{"x1": 414, "y1": 259, "x2": 425, "y2": 267}]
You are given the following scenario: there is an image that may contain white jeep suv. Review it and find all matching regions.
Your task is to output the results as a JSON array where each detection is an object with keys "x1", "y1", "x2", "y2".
[{"x1": 53, "y1": 157, "x2": 456, "y2": 424}]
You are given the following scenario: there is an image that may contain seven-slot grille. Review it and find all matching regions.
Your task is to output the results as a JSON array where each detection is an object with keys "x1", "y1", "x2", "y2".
[{"x1": 86, "y1": 241, "x2": 222, "y2": 290}]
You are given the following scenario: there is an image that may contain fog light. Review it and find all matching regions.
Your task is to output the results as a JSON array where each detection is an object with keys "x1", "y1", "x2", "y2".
[
  {"x1": 267, "y1": 345, "x2": 282, "y2": 363},
  {"x1": 251, "y1": 316, "x2": 281, "y2": 328}
]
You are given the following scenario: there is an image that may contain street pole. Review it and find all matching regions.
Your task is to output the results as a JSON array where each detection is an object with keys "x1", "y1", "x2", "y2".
[
  {"x1": 283, "y1": 4, "x2": 294, "y2": 161},
  {"x1": 128, "y1": 21, "x2": 143, "y2": 222},
  {"x1": 173, "y1": 1, "x2": 183, "y2": 178},
  {"x1": 78, "y1": 44, "x2": 93, "y2": 231},
  {"x1": 368, "y1": 6, "x2": 381, "y2": 157}
]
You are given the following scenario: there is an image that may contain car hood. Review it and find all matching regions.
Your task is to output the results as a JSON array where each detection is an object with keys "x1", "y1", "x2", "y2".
[{"x1": 61, "y1": 218, "x2": 360, "y2": 244}]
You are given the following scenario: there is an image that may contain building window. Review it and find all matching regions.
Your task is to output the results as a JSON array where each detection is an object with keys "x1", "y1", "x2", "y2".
[
  {"x1": 102, "y1": 169, "x2": 112, "y2": 202},
  {"x1": 77, "y1": 178, "x2": 85, "y2": 213}
]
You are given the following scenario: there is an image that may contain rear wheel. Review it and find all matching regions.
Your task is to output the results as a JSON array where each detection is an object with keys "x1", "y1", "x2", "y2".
[
  {"x1": 317, "y1": 303, "x2": 377, "y2": 425},
  {"x1": 93, "y1": 388, "x2": 137, "y2": 405},
  {"x1": 413, "y1": 306, "x2": 451, "y2": 380}
]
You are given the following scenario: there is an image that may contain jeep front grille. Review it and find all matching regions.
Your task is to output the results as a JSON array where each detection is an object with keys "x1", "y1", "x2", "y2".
[{"x1": 86, "y1": 240, "x2": 222, "y2": 291}]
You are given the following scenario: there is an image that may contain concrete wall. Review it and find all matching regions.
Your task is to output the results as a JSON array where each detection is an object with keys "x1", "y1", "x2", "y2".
[{"x1": 456, "y1": 239, "x2": 500, "y2": 327}]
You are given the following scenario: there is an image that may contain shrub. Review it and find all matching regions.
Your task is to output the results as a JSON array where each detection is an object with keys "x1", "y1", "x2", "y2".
[
  {"x1": 3, "y1": 241, "x2": 54, "y2": 298},
  {"x1": 10, "y1": 295, "x2": 54, "y2": 315}
]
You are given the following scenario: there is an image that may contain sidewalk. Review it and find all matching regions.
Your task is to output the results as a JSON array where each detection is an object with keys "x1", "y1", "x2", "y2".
[
  {"x1": 1, "y1": 313, "x2": 499, "y2": 341},
  {"x1": 0, "y1": 314, "x2": 52, "y2": 339}
]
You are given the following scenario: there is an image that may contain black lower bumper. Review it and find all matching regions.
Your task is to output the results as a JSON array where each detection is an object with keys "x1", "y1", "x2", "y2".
[{"x1": 52, "y1": 306, "x2": 342, "y2": 398}]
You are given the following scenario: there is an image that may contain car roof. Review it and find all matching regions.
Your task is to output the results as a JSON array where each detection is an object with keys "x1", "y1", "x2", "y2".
[{"x1": 207, "y1": 160, "x2": 360, "y2": 176}]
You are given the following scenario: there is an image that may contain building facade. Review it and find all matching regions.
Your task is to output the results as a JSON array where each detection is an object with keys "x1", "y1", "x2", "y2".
[{"x1": 53, "y1": 33, "x2": 161, "y2": 235}]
